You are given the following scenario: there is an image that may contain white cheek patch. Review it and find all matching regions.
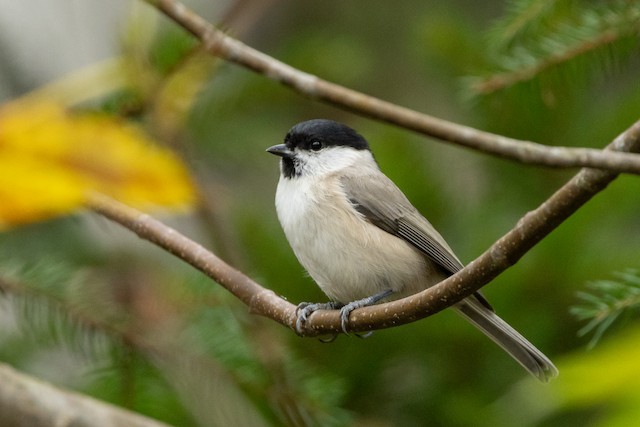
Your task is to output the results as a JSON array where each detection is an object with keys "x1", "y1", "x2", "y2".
[{"x1": 294, "y1": 147, "x2": 375, "y2": 178}]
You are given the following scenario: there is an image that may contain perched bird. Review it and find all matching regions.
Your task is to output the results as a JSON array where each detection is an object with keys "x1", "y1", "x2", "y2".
[{"x1": 267, "y1": 119, "x2": 558, "y2": 381}]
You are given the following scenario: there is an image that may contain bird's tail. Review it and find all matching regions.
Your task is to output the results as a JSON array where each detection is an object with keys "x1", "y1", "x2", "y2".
[{"x1": 454, "y1": 296, "x2": 558, "y2": 382}]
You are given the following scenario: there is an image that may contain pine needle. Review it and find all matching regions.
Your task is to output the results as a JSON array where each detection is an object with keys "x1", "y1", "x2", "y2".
[
  {"x1": 467, "y1": 0, "x2": 640, "y2": 96},
  {"x1": 571, "y1": 270, "x2": 640, "y2": 349}
]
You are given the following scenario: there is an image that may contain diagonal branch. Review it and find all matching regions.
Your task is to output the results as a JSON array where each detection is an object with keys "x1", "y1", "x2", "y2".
[
  {"x1": 347, "y1": 119, "x2": 640, "y2": 332},
  {"x1": 86, "y1": 116, "x2": 640, "y2": 336},
  {"x1": 86, "y1": 193, "x2": 298, "y2": 328},
  {"x1": 143, "y1": 0, "x2": 640, "y2": 175}
]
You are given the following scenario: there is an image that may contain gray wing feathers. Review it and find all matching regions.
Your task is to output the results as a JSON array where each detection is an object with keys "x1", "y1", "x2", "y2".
[
  {"x1": 340, "y1": 172, "x2": 558, "y2": 381},
  {"x1": 396, "y1": 217, "x2": 463, "y2": 274},
  {"x1": 340, "y1": 174, "x2": 463, "y2": 274}
]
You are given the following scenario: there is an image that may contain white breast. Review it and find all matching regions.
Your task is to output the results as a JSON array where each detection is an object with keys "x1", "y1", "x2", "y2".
[{"x1": 275, "y1": 173, "x2": 442, "y2": 303}]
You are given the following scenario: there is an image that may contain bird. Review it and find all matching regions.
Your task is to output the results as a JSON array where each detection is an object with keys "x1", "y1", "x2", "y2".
[{"x1": 266, "y1": 119, "x2": 558, "y2": 382}]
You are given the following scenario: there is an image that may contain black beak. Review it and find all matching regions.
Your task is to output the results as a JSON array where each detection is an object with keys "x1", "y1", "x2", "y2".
[{"x1": 266, "y1": 144, "x2": 294, "y2": 158}]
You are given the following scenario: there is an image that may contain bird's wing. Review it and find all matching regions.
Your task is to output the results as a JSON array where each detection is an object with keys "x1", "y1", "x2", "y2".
[{"x1": 339, "y1": 172, "x2": 464, "y2": 275}]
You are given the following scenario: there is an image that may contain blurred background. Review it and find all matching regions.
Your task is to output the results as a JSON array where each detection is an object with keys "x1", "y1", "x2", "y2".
[{"x1": 1, "y1": 0, "x2": 640, "y2": 426}]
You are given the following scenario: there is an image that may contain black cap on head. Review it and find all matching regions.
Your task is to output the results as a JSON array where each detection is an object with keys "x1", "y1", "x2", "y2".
[{"x1": 285, "y1": 119, "x2": 370, "y2": 151}]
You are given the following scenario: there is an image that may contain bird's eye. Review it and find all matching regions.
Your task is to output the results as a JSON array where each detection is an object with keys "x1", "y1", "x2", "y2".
[{"x1": 310, "y1": 140, "x2": 323, "y2": 151}]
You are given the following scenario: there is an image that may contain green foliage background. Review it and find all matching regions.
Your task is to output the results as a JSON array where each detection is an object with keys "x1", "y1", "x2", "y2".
[{"x1": 1, "y1": 0, "x2": 640, "y2": 426}]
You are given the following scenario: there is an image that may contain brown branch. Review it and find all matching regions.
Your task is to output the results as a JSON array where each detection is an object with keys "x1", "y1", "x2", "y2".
[
  {"x1": 86, "y1": 117, "x2": 640, "y2": 335},
  {"x1": 0, "y1": 362, "x2": 173, "y2": 427},
  {"x1": 142, "y1": 0, "x2": 640, "y2": 175},
  {"x1": 86, "y1": 193, "x2": 298, "y2": 329},
  {"x1": 348, "y1": 119, "x2": 640, "y2": 331}
]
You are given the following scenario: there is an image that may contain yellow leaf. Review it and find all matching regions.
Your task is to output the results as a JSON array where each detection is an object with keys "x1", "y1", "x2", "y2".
[{"x1": 0, "y1": 100, "x2": 195, "y2": 229}]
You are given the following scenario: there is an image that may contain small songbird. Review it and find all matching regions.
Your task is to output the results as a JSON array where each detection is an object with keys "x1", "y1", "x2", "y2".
[{"x1": 267, "y1": 119, "x2": 558, "y2": 381}]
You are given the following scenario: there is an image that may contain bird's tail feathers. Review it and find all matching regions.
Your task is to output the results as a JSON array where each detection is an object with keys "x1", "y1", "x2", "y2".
[{"x1": 454, "y1": 297, "x2": 558, "y2": 382}]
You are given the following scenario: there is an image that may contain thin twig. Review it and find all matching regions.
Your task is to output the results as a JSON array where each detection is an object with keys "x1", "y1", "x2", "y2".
[
  {"x1": 86, "y1": 116, "x2": 640, "y2": 334},
  {"x1": 144, "y1": 0, "x2": 640, "y2": 175},
  {"x1": 471, "y1": 8, "x2": 640, "y2": 95},
  {"x1": 471, "y1": 29, "x2": 621, "y2": 95}
]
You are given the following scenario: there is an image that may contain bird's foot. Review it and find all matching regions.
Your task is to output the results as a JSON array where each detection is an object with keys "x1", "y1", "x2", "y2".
[
  {"x1": 296, "y1": 289, "x2": 393, "y2": 337},
  {"x1": 337, "y1": 289, "x2": 394, "y2": 334},
  {"x1": 295, "y1": 301, "x2": 343, "y2": 335}
]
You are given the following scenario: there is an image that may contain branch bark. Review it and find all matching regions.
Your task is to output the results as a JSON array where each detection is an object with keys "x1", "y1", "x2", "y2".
[
  {"x1": 86, "y1": 193, "x2": 297, "y2": 329},
  {"x1": 144, "y1": 0, "x2": 640, "y2": 175},
  {"x1": 0, "y1": 362, "x2": 173, "y2": 427},
  {"x1": 86, "y1": 116, "x2": 640, "y2": 335}
]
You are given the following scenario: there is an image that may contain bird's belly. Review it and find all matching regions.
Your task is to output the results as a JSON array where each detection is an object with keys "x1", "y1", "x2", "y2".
[{"x1": 276, "y1": 179, "x2": 443, "y2": 303}]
